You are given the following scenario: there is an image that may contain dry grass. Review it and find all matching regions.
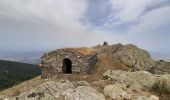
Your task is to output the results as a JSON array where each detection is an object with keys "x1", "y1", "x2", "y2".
[
  {"x1": 65, "y1": 48, "x2": 96, "y2": 56},
  {"x1": 0, "y1": 76, "x2": 44, "y2": 97},
  {"x1": 152, "y1": 77, "x2": 170, "y2": 95}
]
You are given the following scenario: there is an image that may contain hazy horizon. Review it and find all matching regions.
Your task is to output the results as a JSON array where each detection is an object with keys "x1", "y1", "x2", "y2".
[
  {"x1": 0, "y1": 0, "x2": 170, "y2": 54},
  {"x1": 0, "y1": 43, "x2": 170, "y2": 64}
]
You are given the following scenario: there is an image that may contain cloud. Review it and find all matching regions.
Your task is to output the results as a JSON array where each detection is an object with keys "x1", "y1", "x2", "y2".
[
  {"x1": 0, "y1": 0, "x2": 87, "y2": 28},
  {"x1": 106, "y1": 0, "x2": 169, "y2": 25},
  {"x1": 125, "y1": 6, "x2": 170, "y2": 52},
  {"x1": 0, "y1": 0, "x2": 117, "y2": 50},
  {"x1": 86, "y1": 0, "x2": 169, "y2": 52},
  {"x1": 128, "y1": 6, "x2": 170, "y2": 33},
  {"x1": 0, "y1": 0, "x2": 169, "y2": 54}
]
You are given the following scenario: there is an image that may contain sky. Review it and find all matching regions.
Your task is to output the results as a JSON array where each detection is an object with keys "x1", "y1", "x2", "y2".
[{"x1": 0, "y1": 0, "x2": 170, "y2": 53}]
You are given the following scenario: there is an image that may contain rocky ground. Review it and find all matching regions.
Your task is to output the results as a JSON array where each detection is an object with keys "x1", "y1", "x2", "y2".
[{"x1": 0, "y1": 44, "x2": 170, "y2": 100}]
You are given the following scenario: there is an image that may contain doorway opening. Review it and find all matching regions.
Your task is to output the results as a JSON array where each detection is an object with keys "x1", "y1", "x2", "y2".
[{"x1": 62, "y1": 58, "x2": 72, "y2": 74}]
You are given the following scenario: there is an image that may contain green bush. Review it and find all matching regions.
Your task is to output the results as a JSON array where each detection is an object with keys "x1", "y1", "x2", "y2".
[
  {"x1": 13, "y1": 89, "x2": 21, "y2": 96},
  {"x1": 152, "y1": 76, "x2": 170, "y2": 94}
]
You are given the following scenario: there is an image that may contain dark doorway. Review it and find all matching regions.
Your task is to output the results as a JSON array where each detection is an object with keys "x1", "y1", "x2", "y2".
[{"x1": 62, "y1": 58, "x2": 72, "y2": 74}]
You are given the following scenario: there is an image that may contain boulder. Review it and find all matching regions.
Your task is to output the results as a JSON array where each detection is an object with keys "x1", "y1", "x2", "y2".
[
  {"x1": 134, "y1": 95, "x2": 159, "y2": 100},
  {"x1": 8, "y1": 79, "x2": 75, "y2": 100},
  {"x1": 64, "y1": 86, "x2": 105, "y2": 100},
  {"x1": 149, "y1": 95, "x2": 159, "y2": 100},
  {"x1": 73, "y1": 81, "x2": 91, "y2": 87},
  {"x1": 0, "y1": 95, "x2": 6, "y2": 100},
  {"x1": 103, "y1": 70, "x2": 156, "y2": 90},
  {"x1": 104, "y1": 84, "x2": 133, "y2": 100},
  {"x1": 151, "y1": 61, "x2": 170, "y2": 74},
  {"x1": 112, "y1": 44, "x2": 156, "y2": 71},
  {"x1": 94, "y1": 44, "x2": 170, "y2": 74},
  {"x1": 5, "y1": 79, "x2": 105, "y2": 100}
]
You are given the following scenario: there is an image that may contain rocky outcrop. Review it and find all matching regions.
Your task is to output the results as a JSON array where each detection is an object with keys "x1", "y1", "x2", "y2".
[
  {"x1": 2, "y1": 70, "x2": 170, "y2": 100},
  {"x1": 3, "y1": 79, "x2": 105, "y2": 100},
  {"x1": 103, "y1": 70, "x2": 156, "y2": 91},
  {"x1": 104, "y1": 84, "x2": 133, "y2": 100},
  {"x1": 135, "y1": 95, "x2": 159, "y2": 100},
  {"x1": 1, "y1": 43, "x2": 170, "y2": 100},
  {"x1": 94, "y1": 44, "x2": 170, "y2": 74},
  {"x1": 103, "y1": 70, "x2": 162, "y2": 100},
  {"x1": 151, "y1": 61, "x2": 170, "y2": 74},
  {"x1": 103, "y1": 84, "x2": 159, "y2": 100},
  {"x1": 64, "y1": 86, "x2": 105, "y2": 100},
  {"x1": 39, "y1": 43, "x2": 170, "y2": 78},
  {"x1": 112, "y1": 44, "x2": 156, "y2": 71}
]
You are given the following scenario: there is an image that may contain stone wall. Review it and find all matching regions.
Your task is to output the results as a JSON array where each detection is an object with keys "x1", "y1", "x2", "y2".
[
  {"x1": 41, "y1": 49, "x2": 98, "y2": 78},
  {"x1": 87, "y1": 54, "x2": 98, "y2": 73}
]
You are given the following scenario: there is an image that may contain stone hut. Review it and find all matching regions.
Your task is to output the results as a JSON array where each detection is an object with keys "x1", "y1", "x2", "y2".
[{"x1": 39, "y1": 48, "x2": 98, "y2": 78}]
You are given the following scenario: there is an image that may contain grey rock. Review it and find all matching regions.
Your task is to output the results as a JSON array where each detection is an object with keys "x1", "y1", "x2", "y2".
[
  {"x1": 94, "y1": 44, "x2": 170, "y2": 74},
  {"x1": 149, "y1": 95, "x2": 159, "y2": 100},
  {"x1": 104, "y1": 84, "x2": 133, "y2": 100},
  {"x1": 112, "y1": 44, "x2": 156, "y2": 71},
  {"x1": 151, "y1": 61, "x2": 170, "y2": 74},
  {"x1": 64, "y1": 86, "x2": 105, "y2": 100},
  {"x1": 5, "y1": 79, "x2": 105, "y2": 100},
  {"x1": 0, "y1": 95, "x2": 6, "y2": 100},
  {"x1": 103, "y1": 70, "x2": 156, "y2": 90},
  {"x1": 134, "y1": 95, "x2": 159, "y2": 100},
  {"x1": 10, "y1": 79, "x2": 75, "y2": 100},
  {"x1": 73, "y1": 81, "x2": 91, "y2": 86}
]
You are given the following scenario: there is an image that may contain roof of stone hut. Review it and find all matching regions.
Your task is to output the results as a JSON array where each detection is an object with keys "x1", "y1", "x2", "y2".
[
  {"x1": 42, "y1": 48, "x2": 97, "y2": 59},
  {"x1": 62, "y1": 48, "x2": 97, "y2": 56}
]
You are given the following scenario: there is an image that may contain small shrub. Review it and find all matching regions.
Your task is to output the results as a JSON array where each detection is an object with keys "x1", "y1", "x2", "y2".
[
  {"x1": 103, "y1": 75, "x2": 110, "y2": 80},
  {"x1": 27, "y1": 92, "x2": 44, "y2": 99},
  {"x1": 13, "y1": 89, "x2": 21, "y2": 96},
  {"x1": 152, "y1": 77, "x2": 170, "y2": 95}
]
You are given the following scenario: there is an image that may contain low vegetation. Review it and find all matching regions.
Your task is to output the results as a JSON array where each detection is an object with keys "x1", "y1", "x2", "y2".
[
  {"x1": 0, "y1": 60, "x2": 41, "y2": 91},
  {"x1": 152, "y1": 76, "x2": 170, "y2": 95}
]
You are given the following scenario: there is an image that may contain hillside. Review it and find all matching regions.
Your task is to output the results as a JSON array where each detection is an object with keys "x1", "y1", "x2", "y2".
[
  {"x1": 0, "y1": 60, "x2": 41, "y2": 91},
  {"x1": 0, "y1": 44, "x2": 170, "y2": 100}
]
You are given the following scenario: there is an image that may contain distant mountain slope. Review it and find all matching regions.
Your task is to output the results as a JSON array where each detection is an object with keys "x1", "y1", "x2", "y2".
[
  {"x1": 0, "y1": 60, "x2": 41, "y2": 91},
  {"x1": 0, "y1": 51, "x2": 43, "y2": 64},
  {"x1": 150, "y1": 52, "x2": 170, "y2": 62}
]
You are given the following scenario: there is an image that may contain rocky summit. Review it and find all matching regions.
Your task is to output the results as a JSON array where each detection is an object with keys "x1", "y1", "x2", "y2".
[{"x1": 0, "y1": 43, "x2": 170, "y2": 100}]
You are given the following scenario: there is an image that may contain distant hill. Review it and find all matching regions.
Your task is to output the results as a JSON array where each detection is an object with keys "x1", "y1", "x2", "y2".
[
  {"x1": 0, "y1": 50, "x2": 43, "y2": 64},
  {"x1": 0, "y1": 60, "x2": 41, "y2": 91},
  {"x1": 150, "y1": 52, "x2": 170, "y2": 62}
]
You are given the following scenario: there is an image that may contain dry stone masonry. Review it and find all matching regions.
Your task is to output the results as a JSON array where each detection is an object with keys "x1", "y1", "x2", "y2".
[{"x1": 40, "y1": 48, "x2": 98, "y2": 78}]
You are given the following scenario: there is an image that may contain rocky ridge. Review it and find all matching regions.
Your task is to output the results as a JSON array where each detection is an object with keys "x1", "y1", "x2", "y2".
[
  {"x1": 93, "y1": 44, "x2": 170, "y2": 74},
  {"x1": 1, "y1": 43, "x2": 170, "y2": 100},
  {"x1": 1, "y1": 70, "x2": 170, "y2": 100}
]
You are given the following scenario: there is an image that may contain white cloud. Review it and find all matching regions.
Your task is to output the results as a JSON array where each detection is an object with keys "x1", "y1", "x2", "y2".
[
  {"x1": 0, "y1": 0, "x2": 87, "y2": 27},
  {"x1": 107, "y1": 0, "x2": 168, "y2": 25},
  {"x1": 0, "y1": 0, "x2": 118, "y2": 50},
  {"x1": 128, "y1": 6, "x2": 170, "y2": 33},
  {"x1": 0, "y1": 0, "x2": 169, "y2": 54},
  {"x1": 125, "y1": 6, "x2": 170, "y2": 52}
]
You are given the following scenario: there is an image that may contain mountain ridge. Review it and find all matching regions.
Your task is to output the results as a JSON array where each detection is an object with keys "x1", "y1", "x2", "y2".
[{"x1": 1, "y1": 43, "x2": 170, "y2": 100}]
